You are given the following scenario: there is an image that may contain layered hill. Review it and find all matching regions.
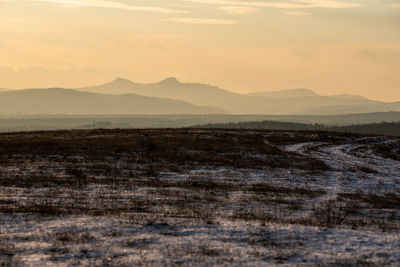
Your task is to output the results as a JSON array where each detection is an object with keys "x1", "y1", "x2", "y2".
[
  {"x1": 247, "y1": 88, "x2": 319, "y2": 98},
  {"x1": 194, "y1": 120, "x2": 400, "y2": 137},
  {"x1": 1, "y1": 78, "x2": 399, "y2": 115},
  {"x1": 1, "y1": 112, "x2": 399, "y2": 133},
  {"x1": 78, "y1": 78, "x2": 400, "y2": 115},
  {"x1": 0, "y1": 88, "x2": 224, "y2": 115}
]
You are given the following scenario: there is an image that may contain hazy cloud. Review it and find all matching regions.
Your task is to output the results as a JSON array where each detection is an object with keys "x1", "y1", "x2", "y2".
[
  {"x1": 388, "y1": 3, "x2": 400, "y2": 8},
  {"x1": 162, "y1": 17, "x2": 237, "y2": 24},
  {"x1": 219, "y1": 6, "x2": 258, "y2": 14},
  {"x1": 285, "y1": 11, "x2": 311, "y2": 16},
  {"x1": 1, "y1": 0, "x2": 188, "y2": 13},
  {"x1": 182, "y1": 0, "x2": 362, "y2": 9}
]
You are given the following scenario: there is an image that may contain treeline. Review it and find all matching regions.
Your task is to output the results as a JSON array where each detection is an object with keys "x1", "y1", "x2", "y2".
[{"x1": 194, "y1": 121, "x2": 400, "y2": 136}]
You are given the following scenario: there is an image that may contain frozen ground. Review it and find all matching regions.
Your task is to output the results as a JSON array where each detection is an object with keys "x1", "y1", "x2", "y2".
[{"x1": 0, "y1": 129, "x2": 399, "y2": 266}]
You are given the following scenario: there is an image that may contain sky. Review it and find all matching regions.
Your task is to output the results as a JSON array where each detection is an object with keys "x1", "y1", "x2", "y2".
[{"x1": 0, "y1": 0, "x2": 399, "y2": 101}]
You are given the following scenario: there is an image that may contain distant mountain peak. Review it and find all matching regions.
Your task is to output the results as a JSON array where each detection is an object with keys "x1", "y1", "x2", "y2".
[
  {"x1": 248, "y1": 88, "x2": 320, "y2": 98},
  {"x1": 43, "y1": 87, "x2": 65, "y2": 91},
  {"x1": 110, "y1": 77, "x2": 134, "y2": 85},
  {"x1": 277, "y1": 88, "x2": 319, "y2": 95},
  {"x1": 291, "y1": 88, "x2": 317, "y2": 93},
  {"x1": 158, "y1": 77, "x2": 180, "y2": 85},
  {"x1": 330, "y1": 94, "x2": 366, "y2": 100}
]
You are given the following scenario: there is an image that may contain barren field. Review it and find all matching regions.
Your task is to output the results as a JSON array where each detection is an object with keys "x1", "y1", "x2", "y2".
[{"x1": 0, "y1": 129, "x2": 399, "y2": 266}]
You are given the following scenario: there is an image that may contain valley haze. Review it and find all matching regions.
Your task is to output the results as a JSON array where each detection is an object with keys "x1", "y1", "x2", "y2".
[{"x1": 1, "y1": 77, "x2": 400, "y2": 116}]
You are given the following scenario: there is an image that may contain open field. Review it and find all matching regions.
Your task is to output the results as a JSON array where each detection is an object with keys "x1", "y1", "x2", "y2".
[
  {"x1": 1, "y1": 112, "x2": 399, "y2": 133},
  {"x1": 0, "y1": 129, "x2": 399, "y2": 266}
]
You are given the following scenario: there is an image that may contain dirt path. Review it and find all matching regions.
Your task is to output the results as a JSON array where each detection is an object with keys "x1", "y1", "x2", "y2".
[{"x1": 283, "y1": 138, "x2": 400, "y2": 197}]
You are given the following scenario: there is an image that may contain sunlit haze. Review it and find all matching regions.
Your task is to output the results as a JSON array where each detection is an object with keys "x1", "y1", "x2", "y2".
[{"x1": 0, "y1": 0, "x2": 399, "y2": 101}]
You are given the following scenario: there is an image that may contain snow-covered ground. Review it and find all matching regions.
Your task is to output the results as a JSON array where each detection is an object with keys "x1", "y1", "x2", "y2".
[
  {"x1": 0, "y1": 130, "x2": 399, "y2": 266},
  {"x1": 284, "y1": 137, "x2": 400, "y2": 196},
  {"x1": 1, "y1": 214, "x2": 399, "y2": 266}
]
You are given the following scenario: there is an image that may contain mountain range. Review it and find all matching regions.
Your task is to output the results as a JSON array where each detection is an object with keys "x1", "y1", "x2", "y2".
[
  {"x1": 0, "y1": 87, "x2": 223, "y2": 115},
  {"x1": 0, "y1": 77, "x2": 399, "y2": 115},
  {"x1": 78, "y1": 77, "x2": 400, "y2": 115},
  {"x1": 247, "y1": 88, "x2": 319, "y2": 98}
]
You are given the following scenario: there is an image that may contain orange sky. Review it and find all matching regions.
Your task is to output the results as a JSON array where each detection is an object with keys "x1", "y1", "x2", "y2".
[{"x1": 0, "y1": 0, "x2": 399, "y2": 101}]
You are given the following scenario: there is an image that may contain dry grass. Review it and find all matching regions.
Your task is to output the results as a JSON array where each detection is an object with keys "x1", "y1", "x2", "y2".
[{"x1": 0, "y1": 129, "x2": 398, "y2": 266}]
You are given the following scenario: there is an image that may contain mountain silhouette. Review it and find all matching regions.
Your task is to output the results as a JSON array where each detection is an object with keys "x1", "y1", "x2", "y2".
[
  {"x1": 80, "y1": 77, "x2": 240, "y2": 103},
  {"x1": 0, "y1": 88, "x2": 225, "y2": 115},
  {"x1": 1, "y1": 78, "x2": 399, "y2": 115},
  {"x1": 78, "y1": 78, "x2": 400, "y2": 115},
  {"x1": 247, "y1": 88, "x2": 319, "y2": 98}
]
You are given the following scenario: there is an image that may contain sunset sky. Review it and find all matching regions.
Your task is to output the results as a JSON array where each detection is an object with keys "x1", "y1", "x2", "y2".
[{"x1": 0, "y1": 0, "x2": 399, "y2": 101}]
